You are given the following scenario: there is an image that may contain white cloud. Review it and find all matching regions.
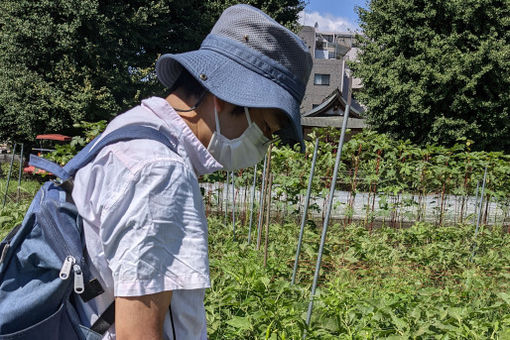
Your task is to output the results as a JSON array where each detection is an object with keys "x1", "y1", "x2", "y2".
[{"x1": 298, "y1": 10, "x2": 359, "y2": 33}]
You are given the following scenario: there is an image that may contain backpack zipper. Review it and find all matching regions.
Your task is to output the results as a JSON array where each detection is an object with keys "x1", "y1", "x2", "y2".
[
  {"x1": 59, "y1": 255, "x2": 75, "y2": 280},
  {"x1": 73, "y1": 263, "x2": 85, "y2": 294},
  {"x1": 59, "y1": 255, "x2": 85, "y2": 294}
]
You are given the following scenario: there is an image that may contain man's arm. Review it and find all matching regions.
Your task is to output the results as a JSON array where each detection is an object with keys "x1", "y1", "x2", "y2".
[{"x1": 115, "y1": 291, "x2": 173, "y2": 340}]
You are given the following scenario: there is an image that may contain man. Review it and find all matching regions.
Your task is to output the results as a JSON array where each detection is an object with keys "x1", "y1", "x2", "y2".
[{"x1": 72, "y1": 4, "x2": 312, "y2": 339}]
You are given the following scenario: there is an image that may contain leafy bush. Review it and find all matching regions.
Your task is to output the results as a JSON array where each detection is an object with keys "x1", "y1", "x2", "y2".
[
  {"x1": 44, "y1": 120, "x2": 106, "y2": 166},
  {"x1": 0, "y1": 161, "x2": 21, "y2": 179}
]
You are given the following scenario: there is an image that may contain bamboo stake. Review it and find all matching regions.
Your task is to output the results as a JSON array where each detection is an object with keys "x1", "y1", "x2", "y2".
[
  {"x1": 483, "y1": 195, "x2": 490, "y2": 226},
  {"x1": 347, "y1": 143, "x2": 362, "y2": 225},
  {"x1": 247, "y1": 164, "x2": 258, "y2": 244},
  {"x1": 241, "y1": 169, "x2": 247, "y2": 225},
  {"x1": 257, "y1": 150, "x2": 271, "y2": 250},
  {"x1": 369, "y1": 149, "x2": 382, "y2": 231},
  {"x1": 224, "y1": 171, "x2": 230, "y2": 224},
  {"x1": 460, "y1": 164, "x2": 471, "y2": 223}
]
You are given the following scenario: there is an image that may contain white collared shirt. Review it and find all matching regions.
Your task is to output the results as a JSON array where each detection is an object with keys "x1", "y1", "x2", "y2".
[{"x1": 72, "y1": 97, "x2": 222, "y2": 339}]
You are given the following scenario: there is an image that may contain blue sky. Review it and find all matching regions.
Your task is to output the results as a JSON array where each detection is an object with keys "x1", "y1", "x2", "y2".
[{"x1": 299, "y1": 0, "x2": 367, "y2": 32}]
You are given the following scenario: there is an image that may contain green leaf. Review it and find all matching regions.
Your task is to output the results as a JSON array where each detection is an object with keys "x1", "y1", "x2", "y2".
[{"x1": 226, "y1": 316, "x2": 252, "y2": 330}]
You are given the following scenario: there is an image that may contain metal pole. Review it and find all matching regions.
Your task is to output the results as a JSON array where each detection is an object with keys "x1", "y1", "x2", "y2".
[
  {"x1": 224, "y1": 171, "x2": 230, "y2": 224},
  {"x1": 292, "y1": 138, "x2": 319, "y2": 285},
  {"x1": 17, "y1": 143, "x2": 24, "y2": 203},
  {"x1": 247, "y1": 164, "x2": 258, "y2": 244},
  {"x1": 217, "y1": 182, "x2": 221, "y2": 217},
  {"x1": 305, "y1": 77, "x2": 352, "y2": 333},
  {"x1": 263, "y1": 172, "x2": 273, "y2": 267},
  {"x1": 470, "y1": 166, "x2": 488, "y2": 262},
  {"x1": 257, "y1": 153, "x2": 268, "y2": 249},
  {"x1": 473, "y1": 181, "x2": 480, "y2": 223},
  {"x1": 3, "y1": 143, "x2": 17, "y2": 208},
  {"x1": 231, "y1": 171, "x2": 236, "y2": 240}
]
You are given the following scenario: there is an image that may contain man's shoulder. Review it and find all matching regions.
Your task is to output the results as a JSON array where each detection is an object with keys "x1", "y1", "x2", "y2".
[
  {"x1": 93, "y1": 98, "x2": 186, "y2": 174},
  {"x1": 101, "y1": 138, "x2": 183, "y2": 174}
]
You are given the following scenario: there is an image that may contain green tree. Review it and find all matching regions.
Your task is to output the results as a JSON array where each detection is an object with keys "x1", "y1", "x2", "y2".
[
  {"x1": 352, "y1": 0, "x2": 510, "y2": 152},
  {"x1": 0, "y1": 0, "x2": 304, "y2": 142}
]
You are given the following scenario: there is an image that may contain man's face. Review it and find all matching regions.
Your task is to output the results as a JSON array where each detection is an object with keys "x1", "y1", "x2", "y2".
[{"x1": 218, "y1": 105, "x2": 288, "y2": 141}]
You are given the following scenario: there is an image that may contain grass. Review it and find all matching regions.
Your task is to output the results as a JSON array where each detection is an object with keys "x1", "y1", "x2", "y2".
[{"x1": 0, "y1": 178, "x2": 40, "y2": 239}]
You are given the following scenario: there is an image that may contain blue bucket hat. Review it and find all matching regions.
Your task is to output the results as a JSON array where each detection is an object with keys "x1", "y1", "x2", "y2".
[{"x1": 156, "y1": 4, "x2": 313, "y2": 151}]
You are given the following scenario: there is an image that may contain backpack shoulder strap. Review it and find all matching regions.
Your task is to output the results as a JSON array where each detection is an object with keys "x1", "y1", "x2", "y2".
[
  {"x1": 90, "y1": 301, "x2": 115, "y2": 335},
  {"x1": 29, "y1": 125, "x2": 178, "y2": 181}
]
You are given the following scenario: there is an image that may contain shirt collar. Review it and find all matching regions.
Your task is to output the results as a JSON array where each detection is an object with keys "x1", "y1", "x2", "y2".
[{"x1": 141, "y1": 97, "x2": 223, "y2": 176}]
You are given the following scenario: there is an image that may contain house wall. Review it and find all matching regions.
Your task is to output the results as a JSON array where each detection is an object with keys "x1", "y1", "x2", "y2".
[
  {"x1": 298, "y1": 26, "x2": 360, "y2": 113},
  {"x1": 301, "y1": 59, "x2": 343, "y2": 112}
]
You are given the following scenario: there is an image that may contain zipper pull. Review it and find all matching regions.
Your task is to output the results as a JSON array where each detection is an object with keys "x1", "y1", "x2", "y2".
[
  {"x1": 59, "y1": 256, "x2": 75, "y2": 280},
  {"x1": 73, "y1": 264, "x2": 85, "y2": 294}
]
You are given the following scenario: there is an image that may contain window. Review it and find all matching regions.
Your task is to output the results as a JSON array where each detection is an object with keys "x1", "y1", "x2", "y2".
[
  {"x1": 315, "y1": 49, "x2": 329, "y2": 59},
  {"x1": 314, "y1": 74, "x2": 330, "y2": 86}
]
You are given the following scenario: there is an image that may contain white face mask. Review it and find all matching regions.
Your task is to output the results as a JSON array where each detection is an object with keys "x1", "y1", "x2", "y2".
[{"x1": 207, "y1": 106, "x2": 269, "y2": 171}]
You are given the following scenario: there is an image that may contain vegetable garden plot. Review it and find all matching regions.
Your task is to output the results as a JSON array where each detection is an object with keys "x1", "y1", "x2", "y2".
[
  {"x1": 205, "y1": 218, "x2": 510, "y2": 339},
  {"x1": 200, "y1": 129, "x2": 510, "y2": 229},
  {"x1": 3, "y1": 182, "x2": 510, "y2": 339},
  {"x1": 3, "y1": 124, "x2": 510, "y2": 338},
  {"x1": 200, "y1": 129, "x2": 510, "y2": 338}
]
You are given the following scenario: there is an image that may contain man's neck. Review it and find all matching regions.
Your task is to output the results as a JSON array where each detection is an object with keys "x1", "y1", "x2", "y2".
[{"x1": 166, "y1": 92, "x2": 214, "y2": 148}]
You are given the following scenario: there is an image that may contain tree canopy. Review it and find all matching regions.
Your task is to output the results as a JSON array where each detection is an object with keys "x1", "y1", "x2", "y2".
[
  {"x1": 0, "y1": 0, "x2": 305, "y2": 142},
  {"x1": 352, "y1": 0, "x2": 510, "y2": 152}
]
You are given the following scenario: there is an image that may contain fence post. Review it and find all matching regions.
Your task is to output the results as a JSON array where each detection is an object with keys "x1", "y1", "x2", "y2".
[
  {"x1": 2, "y1": 143, "x2": 17, "y2": 208},
  {"x1": 247, "y1": 164, "x2": 258, "y2": 244},
  {"x1": 304, "y1": 77, "x2": 352, "y2": 334},
  {"x1": 292, "y1": 137, "x2": 319, "y2": 285}
]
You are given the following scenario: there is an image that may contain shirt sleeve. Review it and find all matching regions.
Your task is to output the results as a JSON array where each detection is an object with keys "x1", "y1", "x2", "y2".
[{"x1": 99, "y1": 159, "x2": 210, "y2": 296}]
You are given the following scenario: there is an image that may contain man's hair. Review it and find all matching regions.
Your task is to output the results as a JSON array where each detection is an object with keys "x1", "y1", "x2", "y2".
[
  {"x1": 170, "y1": 67, "x2": 247, "y2": 116},
  {"x1": 169, "y1": 67, "x2": 206, "y2": 100}
]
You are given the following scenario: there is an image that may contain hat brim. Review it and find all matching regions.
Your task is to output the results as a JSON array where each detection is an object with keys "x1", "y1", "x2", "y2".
[{"x1": 156, "y1": 50, "x2": 305, "y2": 151}]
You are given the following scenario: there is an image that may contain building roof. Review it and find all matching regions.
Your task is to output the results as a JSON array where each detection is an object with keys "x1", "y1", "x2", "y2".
[
  {"x1": 302, "y1": 84, "x2": 364, "y2": 119},
  {"x1": 36, "y1": 134, "x2": 71, "y2": 141},
  {"x1": 301, "y1": 79, "x2": 367, "y2": 129}
]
